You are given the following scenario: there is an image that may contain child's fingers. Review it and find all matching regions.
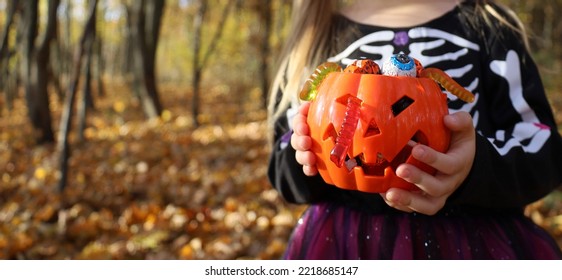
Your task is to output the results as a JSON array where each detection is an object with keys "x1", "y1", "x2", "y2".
[
  {"x1": 298, "y1": 101, "x2": 312, "y2": 116},
  {"x1": 292, "y1": 103, "x2": 311, "y2": 136},
  {"x1": 295, "y1": 150, "x2": 316, "y2": 167},
  {"x1": 383, "y1": 188, "x2": 445, "y2": 216},
  {"x1": 293, "y1": 120, "x2": 309, "y2": 136},
  {"x1": 291, "y1": 133, "x2": 312, "y2": 151},
  {"x1": 444, "y1": 111, "x2": 473, "y2": 132},
  {"x1": 303, "y1": 165, "x2": 318, "y2": 176},
  {"x1": 396, "y1": 163, "x2": 441, "y2": 193},
  {"x1": 296, "y1": 149, "x2": 318, "y2": 176},
  {"x1": 407, "y1": 112, "x2": 475, "y2": 176},
  {"x1": 290, "y1": 102, "x2": 318, "y2": 176},
  {"x1": 410, "y1": 144, "x2": 458, "y2": 176},
  {"x1": 379, "y1": 191, "x2": 414, "y2": 213}
]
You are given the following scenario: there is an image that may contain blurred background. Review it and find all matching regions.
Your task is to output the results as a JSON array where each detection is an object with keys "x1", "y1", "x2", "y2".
[{"x1": 0, "y1": 0, "x2": 560, "y2": 259}]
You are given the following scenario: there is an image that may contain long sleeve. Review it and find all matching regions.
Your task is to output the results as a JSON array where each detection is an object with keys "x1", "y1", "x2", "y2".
[
  {"x1": 267, "y1": 110, "x2": 332, "y2": 204},
  {"x1": 447, "y1": 25, "x2": 562, "y2": 209},
  {"x1": 267, "y1": 3, "x2": 562, "y2": 212}
]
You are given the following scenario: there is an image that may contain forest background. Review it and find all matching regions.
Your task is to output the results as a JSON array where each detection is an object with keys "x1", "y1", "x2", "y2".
[{"x1": 0, "y1": 0, "x2": 561, "y2": 260}]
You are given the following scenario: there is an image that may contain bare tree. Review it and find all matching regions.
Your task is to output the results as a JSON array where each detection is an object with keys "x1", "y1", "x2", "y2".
[
  {"x1": 129, "y1": 0, "x2": 166, "y2": 119},
  {"x1": 20, "y1": 0, "x2": 60, "y2": 144},
  {"x1": 94, "y1": 33, "x2": 106, "y2": 97},
  {"x1": 58, "y1": 0, "x2": 99, "y2": 191},
  {"x1": 0, "y1": 0, "x2": 18, "y2": 69},
  {"x1": 191, "y1": 0, "x2": 234, "y2": 127},
  {"x1": 77, "y1": 32, "x2": 96, "y2": 143},
  {"x1": 0, "y1": 0, "x2": 19, "y2": 111},
  {"x1": 191, "y1": 0, "x2": 206, "y2": 127},
  {"x1": 122, "y1": 3, "x2": 135, "y2": 75},
  {"x1": 258, "y1": 0, "x2": 272, "y2": 109},
  {"x1": 48, "y1": 0, "x2": 73, "y2": 102}
]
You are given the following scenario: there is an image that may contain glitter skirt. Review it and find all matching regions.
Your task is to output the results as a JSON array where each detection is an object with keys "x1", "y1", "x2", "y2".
[{"x1": 283, "y1": 202, "x2": 562, "y2": 259}]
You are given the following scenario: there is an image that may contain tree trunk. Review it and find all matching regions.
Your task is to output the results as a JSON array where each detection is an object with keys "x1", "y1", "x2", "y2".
[
  {"x1": 0, "y1": 0, "x2": 18, "y2": 64},
  {"x1": 259, "y1": 0, "x2": 272, "y2": 109},
  {"x1": 94, "y1": 36, "x2": 106, "y2": 97},
  {"x1": 123, "y1": 4, "x2": 135, "y2": 76},
  {"x1": 21, "y1": 1, "x2": 39, "y2": 136},
  {"x1": 78, "y1": 43, "x2": 95, "y2": 142},
  {"x1": 130, "y1": 0, "x2": 165, "y2": 119},
  {"x1": 191, "y1": 0, "x2": 233, "y2": 126},
  {"x1": 144, "y1": 0, "x2": 164, "y2": 106},
  {"x1": 22, "y1": 0, "x2": 59, "y2": 144},
  {"x1": 0, "y1": 0, "x2": 19, "y2": 111},
  {"x1": 50, "y1": 0, "x2": 73, "y2": 104},
  {"x1": 191, "y1": 0, "x2": 206, "y2": 127},
  {"x1": 58, "y1": 0, "x2": 98, "y2": 192}
]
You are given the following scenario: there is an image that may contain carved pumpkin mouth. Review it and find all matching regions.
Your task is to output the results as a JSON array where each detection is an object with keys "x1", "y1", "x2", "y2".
[{"x1": 343, "y1": 131, "x2": 428, "y2": 176}]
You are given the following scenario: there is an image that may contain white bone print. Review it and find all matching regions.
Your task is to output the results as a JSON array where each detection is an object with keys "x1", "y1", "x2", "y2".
[
  {"x1": 488, "y1": 50, "x2": 551, "y2": 155},
  {"x1": 326, "y1": 27, "x2": 551, "y2": 156}
]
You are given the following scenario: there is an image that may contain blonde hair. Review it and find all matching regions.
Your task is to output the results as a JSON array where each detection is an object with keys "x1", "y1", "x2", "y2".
[
  {"x1": 267, "y1": 0, "x2": 529, "y2": 128},
  {"x1": 267, "y1": 0, "x2": 337, "y2": 124},
  {"x1": 467, "y1": 1, "x2": 530, "y2": 50}
]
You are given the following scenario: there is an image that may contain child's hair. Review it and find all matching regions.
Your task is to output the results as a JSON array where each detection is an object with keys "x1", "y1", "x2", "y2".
[
  {"x1": 267, "y1": 0, "x2": 529, "y2": 127},
  {"x1": 267, "y1": 0, "x2": 338, "y2": 123}
]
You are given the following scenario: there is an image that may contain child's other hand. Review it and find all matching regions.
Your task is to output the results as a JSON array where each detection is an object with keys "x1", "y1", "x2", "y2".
[
  {"x1": 381, "y1": 111, "x2": 476, "y2": 215},
  {"x1": 291, "y1": 102, "x2": 318, "y2": 176}
]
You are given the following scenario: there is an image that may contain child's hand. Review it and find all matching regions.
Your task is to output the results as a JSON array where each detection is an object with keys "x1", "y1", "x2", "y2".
[
  {"x1": 291, "y1": 102, "x2": 318, "y2": 176},
  {"x1": 381, "y1": 111, "x2": 476, "y2": 215}
]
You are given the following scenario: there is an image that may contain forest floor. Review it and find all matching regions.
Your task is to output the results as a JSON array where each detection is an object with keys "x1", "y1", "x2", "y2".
[
  {"x1": 0, "y1": 80, "x2": 307, "y2": 259},
  {"x1": 1, "y1": 78, "x2": 562, "y2": 259}
]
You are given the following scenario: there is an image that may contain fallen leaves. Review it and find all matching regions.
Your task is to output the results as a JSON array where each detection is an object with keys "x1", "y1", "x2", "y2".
[
  {"x1": 1, "y1": 81, "x2": 560, "y2": 259},
  {"x1": 0, "y1": 82, "x2": 305, "y2": 260},
  {"x1": 525, "y1": 190, "x2": 562, "y2": 248}
]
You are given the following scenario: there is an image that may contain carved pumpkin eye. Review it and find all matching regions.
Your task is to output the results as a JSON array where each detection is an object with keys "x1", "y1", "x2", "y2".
[{"x1": 391, "y1": 96, "x2": 414, "y2": 117}]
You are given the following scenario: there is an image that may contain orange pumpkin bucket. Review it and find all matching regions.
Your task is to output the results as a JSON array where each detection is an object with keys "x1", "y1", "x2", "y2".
[{"x1": 302, "y1": 55, "x2": 473, "y2": 193}]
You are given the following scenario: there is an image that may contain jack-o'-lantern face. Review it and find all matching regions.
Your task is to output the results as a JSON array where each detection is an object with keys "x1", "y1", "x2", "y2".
[{"x1": 307, "y1": 73, "x2": 450, "y2": 193}]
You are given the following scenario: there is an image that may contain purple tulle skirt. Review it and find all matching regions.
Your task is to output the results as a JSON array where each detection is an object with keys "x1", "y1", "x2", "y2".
[{"x1": 284, "y1": 202, "x2": 562, "y2": 259}]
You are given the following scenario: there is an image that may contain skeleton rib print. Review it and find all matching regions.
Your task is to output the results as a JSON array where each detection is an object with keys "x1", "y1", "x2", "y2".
[{"x1": 325, "y1": 26, "x2": 550, "y2": 156}]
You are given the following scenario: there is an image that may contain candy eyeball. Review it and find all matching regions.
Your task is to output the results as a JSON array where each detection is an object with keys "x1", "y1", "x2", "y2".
[{"x1": 382, "y1": 53, "x2": 417, "y2": 77}]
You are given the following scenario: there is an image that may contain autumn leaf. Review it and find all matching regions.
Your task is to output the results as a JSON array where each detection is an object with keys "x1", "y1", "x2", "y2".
[{"x1": 0, "y1": 81, "x2": 308, "y2": 260}]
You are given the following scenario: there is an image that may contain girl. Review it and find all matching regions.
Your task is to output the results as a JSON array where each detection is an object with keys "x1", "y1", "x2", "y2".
[{"x1": 267, "y1": 0, "x2": 562, "y2": 259}]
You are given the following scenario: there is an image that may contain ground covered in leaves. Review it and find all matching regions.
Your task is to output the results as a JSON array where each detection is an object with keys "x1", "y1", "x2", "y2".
[
  {"x1": 0, "y1": 81, "x2": 306, "y2": 259},
  {"x1": 1, "y1": 80, "x2": 561, "y2": 259}
]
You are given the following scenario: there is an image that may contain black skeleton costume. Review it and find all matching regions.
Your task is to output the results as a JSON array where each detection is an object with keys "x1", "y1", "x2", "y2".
[
  {"x1": 268, "y1": 1, "x2": 562, "y2": 259},
  {"x1": 269, "y1": 1, "x2": 562, "y2": 213}
]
